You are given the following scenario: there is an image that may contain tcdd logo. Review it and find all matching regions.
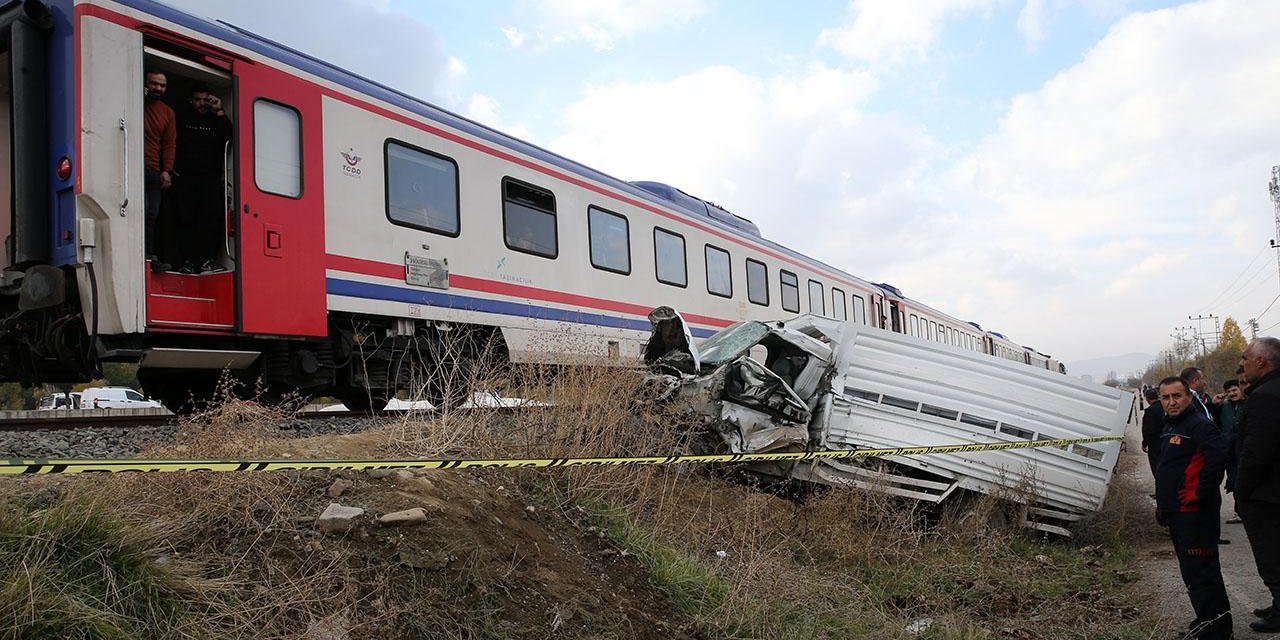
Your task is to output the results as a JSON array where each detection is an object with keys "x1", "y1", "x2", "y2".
[{"x1": 340, "y1": 149, "x2": 362, "y2": 177}]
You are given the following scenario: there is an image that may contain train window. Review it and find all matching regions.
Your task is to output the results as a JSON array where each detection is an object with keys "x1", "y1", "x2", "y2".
[
  {"x1": 746, "y1": 259, "x2": 769, "y2": 306},
  {"x1": 851, "y1": 294, "x2": 865, "y2": 324},
  {"x1": 653, "y1": 228, "x2": 687, "y2": 287},
  {"x1": 253, "y1": 100, "x2": 302, "y2": 198},
  {"x1": 929, "y1": 320, "x2": 938, "y2": 341},
  {"x1": 503, "y1": 177, "x2": 558, "y2": 258},
  {"x1": 780, "y1": 270, "x2": 800, "y2": 312},
  {"x1": 588, "y1": 206, "x2": 630, "y2": 274},
  {"x1": 832, "y1": 288, "x2": 847, "y2": 321},
  {"x1": 808, "y1": 280, "x2": 825, "y2": 315},
  {"x1": 946, "y1": 326, "x2": 953, "y2": 344},
  {"x1": 385, "y1": 140, "x2": 460, "y2": 236},
  {"x1": 910, "y1": 314, "x2": 919, "y2": 337},
  {"x1": 705, "y1": 245, "x2": 732, "y2": 298}
]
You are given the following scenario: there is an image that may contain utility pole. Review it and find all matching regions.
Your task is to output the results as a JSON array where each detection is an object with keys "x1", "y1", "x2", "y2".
[
  {"x1": 1173, "y1": 325, "x2": 1195, "y2": 364},
  {"x1": 1269, "y1": 166, "x2": 1280, "y2": 287},
  {"x1": 1189, "y1": 314, "x2": 1219, "y2": 356},
  {"x1": 1250, "y1": 317, "x2": 1260, "y2": 340}
]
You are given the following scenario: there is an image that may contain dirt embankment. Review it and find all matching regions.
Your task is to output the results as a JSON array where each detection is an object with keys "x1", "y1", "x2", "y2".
[{"x1": 4, "y1": 384, "x2": 1177, "y2": 639}]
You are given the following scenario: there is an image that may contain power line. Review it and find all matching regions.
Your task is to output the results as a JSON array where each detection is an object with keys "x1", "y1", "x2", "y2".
[
  {"x1": 1199, "y1": 246, "x2": 1271, "y2": 313},
  {"x1": 1220, "y1": 274, "x2": 1278, "y2": 317},
  {"x1": 1255, "y1": 292, "x2": 1280, "y2": 326},
  {"x1": 1217, "y1": 259, "x2": 1275, "y2": 306}
]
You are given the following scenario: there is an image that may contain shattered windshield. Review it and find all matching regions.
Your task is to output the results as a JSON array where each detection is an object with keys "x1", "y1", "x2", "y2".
[{"x1": 698, "y1": 321, "x2": 770, "y2": 367}]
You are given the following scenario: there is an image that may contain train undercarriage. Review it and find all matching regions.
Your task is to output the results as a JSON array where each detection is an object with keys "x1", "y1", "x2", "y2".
[{"x1": 0, "y1": 264, "x2": 505, "y2": 412}]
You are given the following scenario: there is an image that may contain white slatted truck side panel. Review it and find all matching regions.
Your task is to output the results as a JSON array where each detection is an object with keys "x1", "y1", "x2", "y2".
[{"x1": 805, "y1": 321, "x2": 1131, "y2": 533}]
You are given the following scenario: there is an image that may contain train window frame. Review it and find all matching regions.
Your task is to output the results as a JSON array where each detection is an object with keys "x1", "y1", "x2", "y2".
[
  {"x1": 746, "y1": 258, "x2": 769, "y2": 306},
  {"x1": 808, "y1": 280, "x2": 825, "y2": 316},
  {"x1": 252, "y1": 99, "x2": 303, "y2": 199},
  {"x1": 705, "y1": 244, "x2": 733, "y2": 298},
  {"x1": 384, "y1": 139, "x2": 461, "y2": 237},
  {"x1": 653, "y1": 227, "x2": 688, "y2": 287},
  {"x1": 587, "y1": 205, "x2": 631, "y2": 275},
  {"x1": 910, "y1": 314, "x2": 919, "y2": 337},
  {"x1": 780, "y1": 270, "x2": 800, "y2": 313},
  {"x1": 502, "y1": 176, "x2": 558, "y2": 259},
  {"x1": 851, "y1": 294, "x2": 866, "y2": 324},
  {"x1": 929, "y1": 320, "x2": 938, "y2": 341},
  {"x1": 832, "y1": 287, "x2": 847, "y2": 321}
]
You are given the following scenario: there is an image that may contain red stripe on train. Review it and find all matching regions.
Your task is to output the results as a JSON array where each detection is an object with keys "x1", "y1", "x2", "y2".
[{"x1": 325, "y1": 254, "x2": 733, "y2": 329}]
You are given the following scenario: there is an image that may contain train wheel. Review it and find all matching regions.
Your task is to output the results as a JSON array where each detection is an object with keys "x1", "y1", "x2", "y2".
[{"x1": 335, "y1": 385, "x2": 388, "y2": 412}]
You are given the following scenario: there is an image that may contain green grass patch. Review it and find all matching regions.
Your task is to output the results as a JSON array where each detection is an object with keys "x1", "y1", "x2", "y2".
[
  {"x1": 0, "y1": 493, "x2": 210, "y2": 639},
  {"x1": 586, "y1": 502, "x2": 729, "y2": 616}
]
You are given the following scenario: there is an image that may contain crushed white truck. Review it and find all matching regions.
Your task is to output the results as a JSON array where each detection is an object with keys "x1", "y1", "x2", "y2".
[{"x1": 645, "y1": 307, "x2": 1136, "y2": 535}]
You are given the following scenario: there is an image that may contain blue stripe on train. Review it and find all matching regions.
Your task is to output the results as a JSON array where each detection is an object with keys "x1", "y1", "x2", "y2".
[{"x1": 326, "y1": 278, "x2": 719, "y2": 339}]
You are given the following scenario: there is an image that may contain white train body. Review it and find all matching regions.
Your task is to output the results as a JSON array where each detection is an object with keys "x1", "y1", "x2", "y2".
[{"x1": 0, "y1": 0, "x2": 1064, "y2": 409}]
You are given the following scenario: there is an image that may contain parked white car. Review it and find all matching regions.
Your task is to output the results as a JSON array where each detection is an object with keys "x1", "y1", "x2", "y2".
[
  {"x1": 80, "y1": 387, "x2": 164, "y2": 410},
  {"x1": 36, "y1": 392, "x2": 82, "y2": 411}
]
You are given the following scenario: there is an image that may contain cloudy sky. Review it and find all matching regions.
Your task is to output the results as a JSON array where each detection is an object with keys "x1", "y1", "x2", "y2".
[{"x1": 165, "y1": 0, "x2": 1280, "y2": 363}]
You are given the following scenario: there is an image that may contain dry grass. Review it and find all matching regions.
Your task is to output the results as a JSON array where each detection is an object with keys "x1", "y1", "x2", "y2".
[{"x1": 3, "y1": 336, "x2": 1171, "y2": 639}]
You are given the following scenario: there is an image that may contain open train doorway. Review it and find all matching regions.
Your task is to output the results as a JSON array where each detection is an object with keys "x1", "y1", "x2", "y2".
[{"x1": 141, "y1": 42, "x2": 237, "y2": 332}]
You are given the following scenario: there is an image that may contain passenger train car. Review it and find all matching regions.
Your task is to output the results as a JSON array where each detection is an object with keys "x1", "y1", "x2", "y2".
[{"x1": 0, "y1": 0, "x2": 1063, "y2": 410}]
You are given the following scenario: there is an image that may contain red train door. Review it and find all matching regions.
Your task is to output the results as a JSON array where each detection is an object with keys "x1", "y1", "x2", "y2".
[{"x1": 233, "y1": 60, "x2": 326, "y2": 337}]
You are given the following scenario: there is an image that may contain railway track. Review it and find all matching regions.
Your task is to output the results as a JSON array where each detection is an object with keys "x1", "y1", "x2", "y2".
[{"x1": 0, "y1": 403, "x2": 544, "y2": 433}]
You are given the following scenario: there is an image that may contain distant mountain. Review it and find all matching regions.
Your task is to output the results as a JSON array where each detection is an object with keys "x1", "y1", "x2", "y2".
[{"x1": 1065, "y1": 352, "x2": 1156, "y2": 381}]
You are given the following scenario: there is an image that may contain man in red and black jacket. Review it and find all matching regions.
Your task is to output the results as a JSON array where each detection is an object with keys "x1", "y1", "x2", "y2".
[{"x1": 1156, "y1": 375, "x2": 1232, "y2": 639}]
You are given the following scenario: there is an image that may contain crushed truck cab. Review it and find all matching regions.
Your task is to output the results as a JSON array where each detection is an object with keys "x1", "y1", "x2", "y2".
[{"x1": 646, "y1": 307, "x2": 1135, "y2": 535}]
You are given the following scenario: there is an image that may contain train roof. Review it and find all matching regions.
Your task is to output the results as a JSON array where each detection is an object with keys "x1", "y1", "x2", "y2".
[{"x1": 870, "y1": 281, "x2": 988, "y2": 335}]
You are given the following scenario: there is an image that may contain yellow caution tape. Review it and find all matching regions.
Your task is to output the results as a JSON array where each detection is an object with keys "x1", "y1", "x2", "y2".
[{"x1": 0, "y1": 435, "x2": 1122, "y2": 475}]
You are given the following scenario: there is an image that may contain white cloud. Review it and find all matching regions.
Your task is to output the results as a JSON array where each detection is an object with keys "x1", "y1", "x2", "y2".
[
  {"x1": 548, "y1": 63, "x2": 938, "y2": 277},
  {"x1": 501, "y1": 25, "x2": 527, "y2": 48},
  {"x1": 818, "y1": 0, "x2": 997, "y2": 63},
  {"x1": 466, "y1": 93, "x2": 534, "y2": 141},
  {"x1": 161, "y1": 0, "x2": 458, "y2": 107},
  {"x1": 511, "y1": 0, "x2": 710, "y2": 51},
  {"x1": 935, "y1": 0, "x2": 1280, "y2": 357},
  {"x1": 1016, "y1": 0, "x2": 1047, "y2": 51},
  {"x1": 548, "y1": 0, "x2": 1280, "y2": 362}
]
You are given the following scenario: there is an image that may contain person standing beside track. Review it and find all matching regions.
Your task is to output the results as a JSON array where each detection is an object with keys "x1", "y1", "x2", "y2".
[
  {"x1": 1219, "y1": 379, "x2": 1244, "y2": 495},
  {"x1": 1182, "y1": 367, "x2": 1220, "y2": 425},
  {"x1": 1156, "y1": 375, "x2": 1232, "y2": 639},
  {"x1": 1236, "y1": 338, "x2": 1280, "y2": 633},
  {"x1": 1142, "y1": 386, "x2": 1166, "y2": 478}
]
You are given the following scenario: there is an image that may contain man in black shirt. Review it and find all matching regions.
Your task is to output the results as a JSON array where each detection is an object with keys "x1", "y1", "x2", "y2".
[
  {"x1": 1237, "y1": 338, "x2": 1280, "y2": 632},
  {"x1": 174, "y1": 84, "x2": 232, "y2": 274}
]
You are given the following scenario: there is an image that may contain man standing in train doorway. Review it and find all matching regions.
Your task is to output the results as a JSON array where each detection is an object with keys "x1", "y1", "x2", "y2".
[
  {"x1": 173, "y1": 84, "x2": 232, "y2": 274},
  {"x1": 143, "y1": 70, "x2": 175, "y2": 273},
  {"x1": 1236, "y1": 338, "x2": 1280, "y2": 632},
  {"x1": 1156, "y1": 375, "x2": 1232, "y2": 639}
]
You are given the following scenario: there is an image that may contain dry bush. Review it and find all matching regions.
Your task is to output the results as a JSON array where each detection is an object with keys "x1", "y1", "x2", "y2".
[
  {"x1": 73, "y1": 395, "x2": 392, "y2": 637},
  {"x1": 1073, "y1": 446, "x2": 1165, "y2": 546}
]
